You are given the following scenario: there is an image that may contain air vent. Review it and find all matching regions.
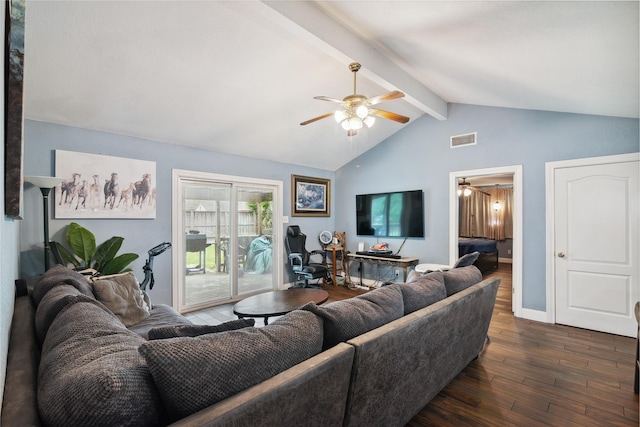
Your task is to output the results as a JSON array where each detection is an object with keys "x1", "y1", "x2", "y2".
[{"x1": 450, "y1": 132, "x2": 477, "y2": 148}]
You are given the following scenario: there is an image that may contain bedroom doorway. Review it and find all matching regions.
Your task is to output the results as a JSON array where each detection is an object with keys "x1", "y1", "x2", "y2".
[{"x1": 450, "y1": 165, "x2": 523, "y2": 317}]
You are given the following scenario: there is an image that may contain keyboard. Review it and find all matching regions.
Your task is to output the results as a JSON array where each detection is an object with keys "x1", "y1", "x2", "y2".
[{"x1": 355, "y1": 251, "x2": 402, "y2": 259}]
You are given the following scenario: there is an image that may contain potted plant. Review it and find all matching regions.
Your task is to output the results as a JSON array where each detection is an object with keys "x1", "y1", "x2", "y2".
[{"x1": 54, "y1": 222, "x2": 139, "y2": 275}]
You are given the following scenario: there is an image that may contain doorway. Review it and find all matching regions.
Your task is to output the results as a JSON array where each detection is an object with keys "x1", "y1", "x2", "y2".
[
  {"x1": 172, "y1": 169, "x2": 283, "y2": 313},
  {"x1": 450, "y1": 165, "x2": 523, "y2": 316}
]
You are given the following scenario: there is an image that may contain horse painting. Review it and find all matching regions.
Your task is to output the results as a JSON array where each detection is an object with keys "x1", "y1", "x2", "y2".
[
  {"x1": 59, "y1": 173, "x2": 81, "y2": 207},
  {"x1": 75, "y1": 180, "x2": 88, "y2": 210},
  {"x1": 117, "y1": 182, "x2": 135, "y2": 211},
  {"x1": 103, "y1": 173, "x2": 119, "y2": 209},
  {"x1": 132, "y1": 174, "x2": 151, "y2": 209},
  {"x1": 89, "y1": 174, "x2": 101, "y2": 211}
]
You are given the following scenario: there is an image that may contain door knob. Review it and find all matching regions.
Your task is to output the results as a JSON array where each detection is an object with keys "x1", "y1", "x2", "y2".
[{"x1": 558, "y1": 252, "x2": 565, "y2": 258}]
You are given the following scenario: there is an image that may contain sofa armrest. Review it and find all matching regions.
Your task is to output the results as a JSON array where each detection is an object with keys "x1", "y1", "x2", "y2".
[
  {"x1": 169, "y1": 343, "x2": 355, "y2": 427},
  {"x1": 1, "y1": 296, "x2": 42, "y2": 426}
]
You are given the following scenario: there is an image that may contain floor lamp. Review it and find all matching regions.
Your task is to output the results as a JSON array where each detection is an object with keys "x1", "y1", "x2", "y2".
[{"x1": 24, "y1": 176, "x2": 65, "y2": 271}]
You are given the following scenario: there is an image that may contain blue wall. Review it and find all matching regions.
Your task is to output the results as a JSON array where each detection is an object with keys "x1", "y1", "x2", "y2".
[
  {"x1": 22, "y1": 103, "x2": 640, "y2": 311},
  {"x1": 335, "y1": 103, "x2": 639, "y2": 311},
  {"x1": 22, "y1": 120, "x2": 335, "y2": 305}
]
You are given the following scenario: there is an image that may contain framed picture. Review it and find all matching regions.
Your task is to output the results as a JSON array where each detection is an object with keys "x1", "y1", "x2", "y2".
[
  {"x1": 55, "y1": 150, "x2": 156, "y2": 219},
  {"x1": 291, "y1": 174, "x2": 330, "y2": 217},
  {"x1": 4, "y1": 0, "x2": 26, "y2": 218}
]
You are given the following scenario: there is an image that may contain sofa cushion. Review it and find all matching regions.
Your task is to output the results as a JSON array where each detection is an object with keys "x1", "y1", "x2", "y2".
[
  {"x1": 139, "y1": 309, "x2": 323, "y2": 421},
  {"x1": 303, "y1": 284, "x2": 404, "y2": 349},
  {"x1": 32, "y1": 264, "x2": 94, "y2": 306},
  {"x1": 127, "y1": 303, "x2": 194, "y2": 339},
  {"x1": 442, "y1": 265, "x2": 483, "y2": 296},
  {"x1": 399, "y1": 272, "x2": 447, "y2": 315},
  {"x1": 148, "y1": 318, "x2": 255, "y2": 340},
  {"x1": 92, "y1": 272, "x2": 149, "y2": 327},
  {"x1": 34, "y1": 284, "x2": 85, "y2": 346},
  {"x1": 38, "y1": 297, "x2": 165, "y2": 426}
]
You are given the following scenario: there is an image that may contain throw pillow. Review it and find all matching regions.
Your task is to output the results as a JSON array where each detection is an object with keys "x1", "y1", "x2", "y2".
[
  {"x1": 139, "y1": 309, "x2": 323, "y2": 421},
  {"x1": 92, "y1": 272, "x2": 149, "y2": 327},
  {"x1": 442, "y1": 265, "x2": 483, "y2": 296},
  {"x1": 399, "y1": 272, "x2": 447, "y2": 315},
  {"x1": 148, "y1": 318, "x2": 255, "y2": 340},
  {"x1": 302, "y1": 284, "x2": 404, "y2": 349},
  {"x1": 405, "y1": 269, "x2": 423, "y2": 283},
  {"x1": 453, "y1": 251, "x2": 480, "y2": 268}
]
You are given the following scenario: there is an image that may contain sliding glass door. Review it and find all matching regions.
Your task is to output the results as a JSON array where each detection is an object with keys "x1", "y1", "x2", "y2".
[
  {"x1": 173, "y1": 170, "x2": 282, "y2": 313},
  {"x1": 237, "y1": 186, "x2": 275, "y2": 295}
]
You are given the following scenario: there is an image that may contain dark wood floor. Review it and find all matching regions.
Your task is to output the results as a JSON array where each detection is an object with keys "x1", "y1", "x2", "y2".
[{"x1": 324, "y1": 264, "x2": 639, "y2": 426}]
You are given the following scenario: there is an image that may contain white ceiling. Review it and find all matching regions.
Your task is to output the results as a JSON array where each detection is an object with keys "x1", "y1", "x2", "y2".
[{"x1": 23, "y1": 1, "x2": 639, "y2": 171}]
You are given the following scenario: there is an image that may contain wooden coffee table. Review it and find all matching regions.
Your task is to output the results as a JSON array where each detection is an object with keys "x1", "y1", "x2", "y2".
[{"x1": 233, "y1": 288, "x2": 329, "y2": 325}]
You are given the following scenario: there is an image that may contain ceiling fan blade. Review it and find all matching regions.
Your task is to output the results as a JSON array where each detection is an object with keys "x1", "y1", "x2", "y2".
[
  {"x1": 368, "y1": 90, "x2": 405, "y2": 105},
  {"x1": 300, "y1": 112, "x2": 333, "y2": 126},
  {"x1": 313, "y1": 96, "x2": 344, "y2": 104},
  {"x1": 370, "y1": 109, "x2": 410, "y2": 124}
]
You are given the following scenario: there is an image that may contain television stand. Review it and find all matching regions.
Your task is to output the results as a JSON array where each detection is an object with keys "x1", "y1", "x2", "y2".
[{"x1": 347, "y1": 253, "x2": 419, "y2": 285}]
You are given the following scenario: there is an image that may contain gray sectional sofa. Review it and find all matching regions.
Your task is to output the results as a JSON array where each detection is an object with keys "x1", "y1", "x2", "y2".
[{"x1": 2, "y1": 264, "x2": 499, "y2": 427}]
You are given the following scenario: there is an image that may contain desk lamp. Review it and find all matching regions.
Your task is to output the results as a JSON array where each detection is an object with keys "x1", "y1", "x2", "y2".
[{"x1": 24, "y1": 176, "x2": 65, "y2": 271}]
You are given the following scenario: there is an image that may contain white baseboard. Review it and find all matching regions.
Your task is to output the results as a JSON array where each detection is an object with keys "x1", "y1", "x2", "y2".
[
  {"x1": 519, "y1": 308, "x2": 549, "y2": 323},
  {"x1": 498, "y1": 257, "x2": 513, "y2": 264}
]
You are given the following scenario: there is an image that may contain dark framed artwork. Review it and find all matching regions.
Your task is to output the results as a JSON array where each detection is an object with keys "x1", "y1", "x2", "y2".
[
  {"x1": 291, "y1": 174, "x2": 330, "y2": 217},
  {"x1": 4, "y1": 0, "x2": 26, "y2": 219}
]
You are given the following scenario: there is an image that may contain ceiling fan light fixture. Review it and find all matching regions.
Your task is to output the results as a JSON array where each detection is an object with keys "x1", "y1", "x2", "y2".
[
  {"x1": 334, "y1": 110, "x2": 347, "y2": 123},
  {"x1": 348, "y1": 117, "x2": 363, "y2": 130},
  {"x1": 363, "y1": 115, "x2": 375, "y2": 128},
  {"x1": 301, "y1": 62, "x2": 409, "y2": 136},
  {"x1": 356, "y1": 104, "x2": 369, "y2": 119}
]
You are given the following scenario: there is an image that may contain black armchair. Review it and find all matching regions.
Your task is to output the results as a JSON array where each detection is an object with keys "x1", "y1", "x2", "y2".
[{"x1": 285, "y1": 225, "x2": 331, "y2": 288}]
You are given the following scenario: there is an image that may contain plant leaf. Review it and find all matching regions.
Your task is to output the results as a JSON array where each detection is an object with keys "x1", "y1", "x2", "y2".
[
  {"x1": 54, "y1": 241, "x2": 81, "y2": 268},
  {"x1": 101, "y1": 253, "x2": 139, "y2": 275},
  {"x1": 93, "y1": 236, "x2": 124, "y2": 272},
  {"x1": 66, "y1": 222, "x2": 96, "y2": 266}
]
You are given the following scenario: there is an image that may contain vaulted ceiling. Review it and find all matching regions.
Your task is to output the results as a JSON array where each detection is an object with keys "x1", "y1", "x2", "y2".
[{"x1": 23, "y1": 1, "x2": 639, "y2": 171}]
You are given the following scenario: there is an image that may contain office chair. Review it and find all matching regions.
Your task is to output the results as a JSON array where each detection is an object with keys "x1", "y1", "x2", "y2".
[{"x1": 285, "y1": 225, "x2": 331, "y2": 288}]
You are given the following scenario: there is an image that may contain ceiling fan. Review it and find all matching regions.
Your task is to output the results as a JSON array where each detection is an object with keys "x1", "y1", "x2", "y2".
[{"x1": 300, "y1": 62, "x2": 410, "y2": 137}]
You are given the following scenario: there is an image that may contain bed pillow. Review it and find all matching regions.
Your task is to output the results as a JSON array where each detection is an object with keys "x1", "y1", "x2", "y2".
[
  {"x1": 92, "y1": 272, "x2": 149, "y2": 326},
  {"x1": 139, "y1": 309, "x2": 323, "y2": 421},
  {"x1": 442, "y1": 265, "x2": 483, "y2": 296},
  {"x1": 453, "y1": 251, "x2": 480, "y2": 268},
  {"x1": 399, "y1": 272, "x2": 447, "y2": 315},
  {"x1": 148, "y1": 318, "x2": 255, "y2": 340},
  {"x1": 302, "y1": 284, "x2": 404, "y2": 349}
]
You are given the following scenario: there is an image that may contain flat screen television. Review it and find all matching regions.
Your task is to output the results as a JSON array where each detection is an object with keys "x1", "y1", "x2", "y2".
[{"x1": 356, "y1": 190, "x2": 424, "y2": 238}]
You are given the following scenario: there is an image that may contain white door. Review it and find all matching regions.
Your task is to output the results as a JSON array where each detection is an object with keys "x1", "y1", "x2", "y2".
[{"x1": 554, "y1": 159, "x2": 639, "y2": 337}]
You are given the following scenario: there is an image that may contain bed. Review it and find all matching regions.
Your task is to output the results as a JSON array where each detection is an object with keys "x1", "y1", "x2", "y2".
[{"x1": 459, "y1": 237, "x2": 498, "y2": 274}]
